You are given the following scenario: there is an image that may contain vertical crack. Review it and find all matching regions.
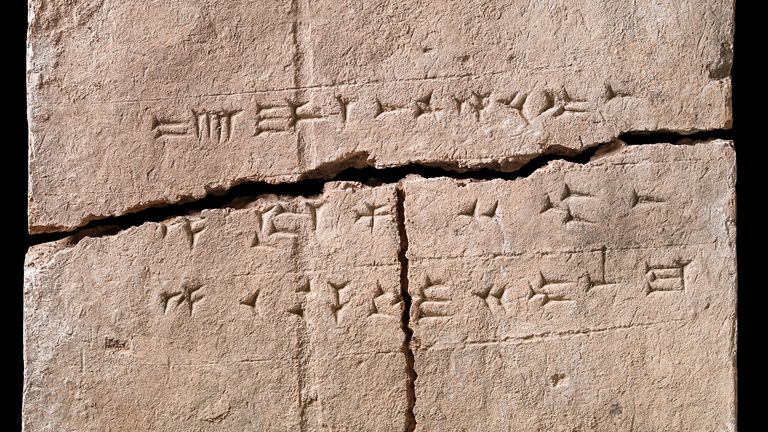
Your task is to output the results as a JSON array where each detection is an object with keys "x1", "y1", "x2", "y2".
[{"x1": 396, "y1": 185, "x2": 417, "y2": 432}]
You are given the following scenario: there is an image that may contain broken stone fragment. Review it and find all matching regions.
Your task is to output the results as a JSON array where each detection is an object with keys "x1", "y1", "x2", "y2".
[
  {"x1": 25, "y1": 141, "x2": 737, "y2": 431},
  {"x1": 24, "y1": 183, "x2": 408, "y2": 431},
  {"x1": 27, "y1": 0, "x2": 733, "y2": 233},
  {"x1": 403, "y1": 141, "x2": 736, "y2": 431}
]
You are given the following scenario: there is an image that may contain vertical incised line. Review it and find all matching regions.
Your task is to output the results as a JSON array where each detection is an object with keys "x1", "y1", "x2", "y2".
[
  {"x1": 290, "y1": 0, "x2": 312, "y2": 174},
  {"x1": 290, "y1": 0, "x2": 311, "y2": 90}
]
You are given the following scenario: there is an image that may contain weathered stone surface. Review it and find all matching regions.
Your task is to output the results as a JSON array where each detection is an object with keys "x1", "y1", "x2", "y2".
[
  {"x1": 27, "y1": 0, "x2": 733, "y2": 233},
  {"x1": 403, "y1": 141, "x2": 736, "y2": 431},
  {"x1": 24, "y1": 183, "x2": 407, "y2": 431}
]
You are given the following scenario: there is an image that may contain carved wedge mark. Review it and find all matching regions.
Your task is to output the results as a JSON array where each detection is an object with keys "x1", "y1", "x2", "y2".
[
  {"x1": 603, "y1": 83, "x2": 633, "y2": 101},
  {"x1": 458, "y1": 198, "x2": 498, "y2": 219},
  {"x1": 374, "y1": 98, "x2": 407, "y2": 118},
  {"x1": 413, "y1": 91, "x2": 441, "y2": 118},
  {"x1": 286, "y1": 305, "x2": 305, "y2": 317},
  {"x1": 497, "y1": 91, "x2": 529, "y2": 124},
  {"x1": 414, "y1": 276, "x2": 453, "y2": 322},
  {"x1": 629, "y1": 189, "x2": 665, "y2": 208},
  {"x1": 160, "y1": 280, "x2": 205, "y2": 316},
  {"x1": 562, "y1": 207, "x2": 595, "y2": 225},
  {"x1": 239, "y1": 290, "x2": 260, "y2": 314},
  {"x1": 328, "y1": 281, "x2": 352, "y2": 324},
  {"x1": 287, "y1": 279, "x2": 312, "y2": 318},
  {"x1": 644, "y1": 259, "x2": 691, "y2": 294},
  {"x1": 453, "y1": 90, "x2": 491, "y2": 121},
  {"x1": 497, "y1": 92, "x2": 527, "y2": 110},
  {"x1": 253, "y1": 102, "x2": 288, "y2": 136},
  {"x1": 355, "y1": 202, "x2": 390, "y2": 233},
  {"x1": 252, "y1": 99, "x2": 330, "y2": 136},
  {"x1": 473, "y1": 284, "x2": 509, "y2": 315},
  {"x1": 520, "y1": 88, "x2": 593, "y2": 121},
  {"x1": 179, "y1": 217, "x2": 207, "y2": 250},
  {"x1": 305, "y1": 202, "x2": 323, "y2": 231},
  {"x1": 151, "y1": 115, "x2": 190, "y2": 139},
  {"x1": 582, "y1": 246, "x2": 618, "y2": 292},
  {"x1": 252, "y1": 203, "x2": 318, "y2": 247},
  {"x1": 193, "y1": 110, "x2": 242, "y2": 144},
  {"x1": 540, "y1": 182, "x2": 599, "y2": 226},
  {"x1": 334, "y1": 95, "x2": 355, "y2": 125},
  {"x1": 287, "y1": 100, "x2": 325, "y2": 128},
  {"x1": 560, "y1": 183, "x2": 593, "y2": 200},
  {"x1": 369, "y1": 281, "x2": 400, "y2": 319},
  {"x1": 552, "y1": 88, "x2": 592, "y2": 116},
  {"x1": 527, "y1": 272, "x2": 575, "y2": 307}
]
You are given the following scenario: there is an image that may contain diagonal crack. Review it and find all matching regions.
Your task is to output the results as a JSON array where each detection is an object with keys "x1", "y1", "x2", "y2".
[
  {"x1": 22, "y1": 127, "x2": 734, "y2": 430},
  {"x1": 25, "y1": 129, "x2": 733, "y2": 249}
]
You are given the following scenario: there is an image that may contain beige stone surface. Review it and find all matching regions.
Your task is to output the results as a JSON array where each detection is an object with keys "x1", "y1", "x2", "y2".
[
  {"x1": 402, "y1": 141, "x2": 736, "y2": 431},
  {"x1": 24, "y1": 183, "x2": 408, "y2": 431},
  {"x1": 27, "y1": 0, "x2": 733, "y2": 233}
]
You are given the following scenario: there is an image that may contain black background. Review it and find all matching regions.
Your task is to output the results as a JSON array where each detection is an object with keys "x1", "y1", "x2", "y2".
[{"x1": 4, "y1": 1, "x2": 758, "y2": 429}]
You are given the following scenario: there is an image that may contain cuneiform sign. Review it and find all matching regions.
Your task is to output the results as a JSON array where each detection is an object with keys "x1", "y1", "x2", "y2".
[
  {"x1": 402, "y1": 141, "x2": 736, "y2": 431},
  {"x1": 27, "y1": 0, "x2": 732, "y2": 233},
  {"x1": 23, "y1": 183, "x2": 408, "y2": 432}
]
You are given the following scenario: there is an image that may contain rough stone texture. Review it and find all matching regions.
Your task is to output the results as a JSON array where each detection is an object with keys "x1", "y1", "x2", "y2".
[
  {"x1": 25, "y1": 141, "x2": 737, "y2": 431},
  {"x1": 403, "y1": 141, "x2": 736, "y2": 431},
  {"x1": 24, "y1": 183, "x2": 408, "y2": 431},
  {"x1": 25, "y1": 0, "x2": 737, "y2": 429},
  {"x1": 27, "y1": 0, "x2": 733, "y2": 233}
]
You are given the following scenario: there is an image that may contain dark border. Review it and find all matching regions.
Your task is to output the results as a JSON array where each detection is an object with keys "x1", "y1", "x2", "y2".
[
  {"x1": 8, "y1": 0, "x2": 754, "y2": 429},
  {"x1": 8, "y1": 0, "x2": 27, "y2": 430}
]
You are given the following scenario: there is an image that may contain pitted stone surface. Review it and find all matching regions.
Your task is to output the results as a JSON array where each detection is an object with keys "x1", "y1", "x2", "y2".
[
  {"x1": 402, "y1": 141, "x2": 736, "y2": 431},
  {"x1": 23, "y1": 142, "x2": 737, "y2": 431},
  {"x1": 24, "y1": 1, "x2": 737, "y2": 429},
  {"x1": 27, "y1": 0, "x2": 733, "y2": 232},
  {"x1": 24, "y1": 183, "x2": 408, "y2": 431}
]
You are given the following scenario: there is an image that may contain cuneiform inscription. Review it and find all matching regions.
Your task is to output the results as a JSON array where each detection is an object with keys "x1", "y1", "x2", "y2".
[
  {"x1": 250, "y1": 202, "x2": 323, "y2": 247},
  {"x1": 234, "y1": 278, "x2": 398, "y2": 323},
  {"x1": 540, "y1": 182, "x2": 600, "y2": 225},
  {"x1": 286, "y1": 279, "x2": 312, "y2": 318},
  {"x1": 252, "y1": 102, "x2": 288, "y2": 136},
  {"x1": 177, "y1": 217, "x2": 206, "y2": 250},
  {"x1": 160, "y1": 280, "x2": 205, "y2": 316},
  {"x1": 458, "y1": 198, "x2": 498, "y2": 219},
  {"x1": 355, "y1": 202, "x2": 391, "y2": 233},
  {"x1": 151, "y1": 116, "x2": 188, "y2": 138},
  {"x1": 453, "y1": 91, "x2": 491, "y2": 121},
  {"x1": 104, "y1": 337, "x2": 129, "y2": 351},
  {"x1": 193, "y1": 110, "x2": 241, "y2": 144},
  {"x1": 328, "y1": 281, "x2": 352, "y2": 324},
  {"x1": 581, "y1": 246, "x2": 618, "y2": 292},
  {"x1": 152, "y1": 111, "x2": 241, "y2": 144},
  {"x1": 253, "y1": 98, "x2": 339, "y2": 135},
  {"x1": 527, "y1": 271, "x2": 576, "y2": 307},
  {"x1": 474, "y1": 284, "x2": 510, "y2": 315},
  {"x1": 644, "y1": 259, "x2": 691, "y2": 294},
  {"x1": 374, "y1": 98, "x2": 408, "y2": 118},
  {"x1": 335, "y1": 95, "x2": 355, "y2": 125},
  {"x1": 239, "y1": 289, "x2": 261, "y2": 315},
  {"x1": 496, "y1": 92, "x2": 528, "y2": 121},
  {"x1": 629, "y1": 189, "x2": 666, "y2": 208},
  {"x1": 280, "y1": 278, "x2": 368, "y2": 324},
  {"x1": 148, "y1": 83, "x2": 618, "y2": 140},
  {"x1": 413, "y1": 91, "x2": 441, "y2": 118},
  {"x1": 414, "y1": 276, "x2": 453, "y2": 322},
  {"x1": 369, "y1": 282, "x2": 401, "y2": 319}
]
